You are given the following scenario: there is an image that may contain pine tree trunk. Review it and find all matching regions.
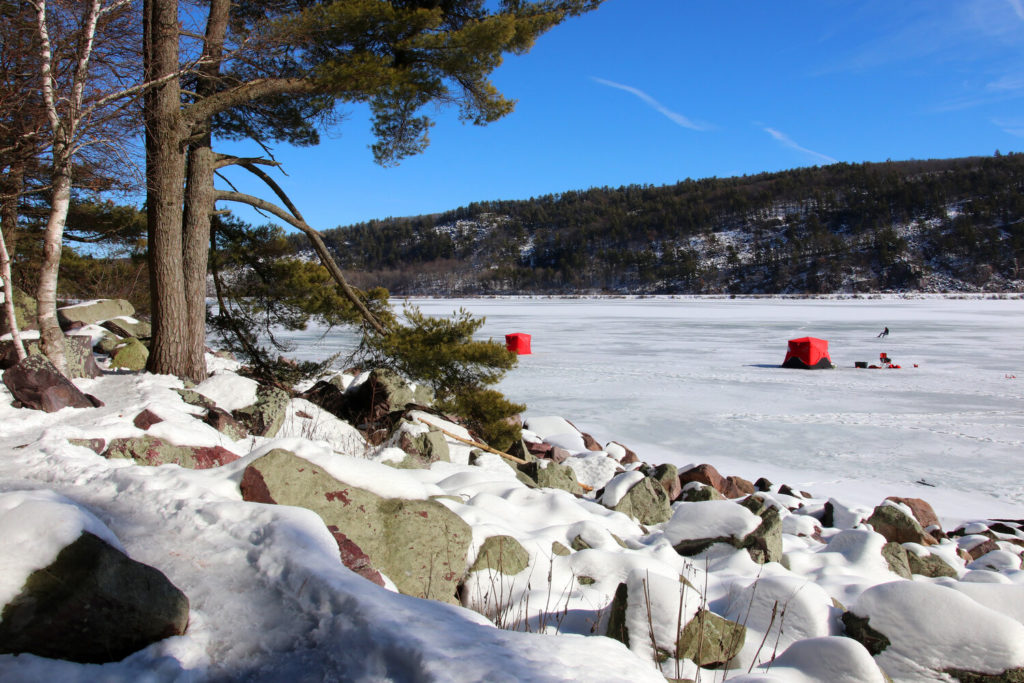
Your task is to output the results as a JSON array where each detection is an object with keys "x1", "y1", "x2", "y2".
[
  {"x1": 143, "y1": 0, "x2": 193, "y2": 380},
  {"x1": 177, "y1": 0, "x2": 231, "y2": 384}
]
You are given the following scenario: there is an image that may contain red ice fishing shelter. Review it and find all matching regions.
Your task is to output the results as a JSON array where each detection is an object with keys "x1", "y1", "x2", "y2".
[
  {"x1": 781, "y1": 337, "x2": 834, "y2": 369},
  {"x1": 505, "y1": 333, "x2": 532, "y2": 355}
]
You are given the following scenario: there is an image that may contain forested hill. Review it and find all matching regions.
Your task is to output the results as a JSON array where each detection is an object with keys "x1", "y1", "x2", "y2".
[{"x1": 302, "y1": 154, "x2": 1024, "y2": 295}]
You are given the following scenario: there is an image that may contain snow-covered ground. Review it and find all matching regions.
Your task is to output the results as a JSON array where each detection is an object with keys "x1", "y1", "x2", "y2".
[
  {"x1": 287, "y1": 295, "x2": 1024, "y2": 526},
  {"x1": 2, "y1": 295, "x2": 1023, "y2": 682}
]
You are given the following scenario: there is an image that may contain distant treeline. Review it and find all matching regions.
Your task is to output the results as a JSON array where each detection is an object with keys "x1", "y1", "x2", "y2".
[{"x1": 296, "y1": 153, "x2": 1024, "y2": 294}]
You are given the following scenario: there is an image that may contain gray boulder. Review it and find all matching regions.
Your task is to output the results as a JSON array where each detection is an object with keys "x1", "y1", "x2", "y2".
[
  {"x1": 57, "y1": 299, "x2": 134, "y2": 328},
  {"x1": 240, "y1": 448, "x2": 471, "y2": 604},
  {"x1": 0, "y1": 531, "x2": 188, "y2": 663}
]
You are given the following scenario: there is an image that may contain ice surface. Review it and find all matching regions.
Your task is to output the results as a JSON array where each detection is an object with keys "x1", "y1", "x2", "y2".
[{"x1": 295, "y1": 296, "x2": 1023, "y2": 525}]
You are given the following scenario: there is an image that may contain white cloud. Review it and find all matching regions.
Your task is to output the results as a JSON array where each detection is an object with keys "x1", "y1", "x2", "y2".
[
  {"x1": 993, "y1": 117, "x2": 1024, "y2": 137},
  {"x1": 762, "y1": 127, "x2": 837, "y2": 164},
  {"x1": 987, "y1": 74, "x2": 1024, "y2": 92},
  {"x1": 1006, "y1": 0, "x2": 1024, "y2": 20},
  {"x1": 591, "y1": 77, "x2": 713, "y2": 131}
]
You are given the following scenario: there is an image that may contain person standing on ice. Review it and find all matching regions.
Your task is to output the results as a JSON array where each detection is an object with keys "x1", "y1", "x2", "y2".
[{"x1": 877, "y1": 327, "x2": 889, "y2": 338}]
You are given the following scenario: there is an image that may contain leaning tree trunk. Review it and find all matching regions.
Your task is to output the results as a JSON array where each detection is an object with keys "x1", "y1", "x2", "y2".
[
  {"x1": 0, "y1": 161, "x2": 27, "y2": 360},
  {"x1": 0, "y1": 219, "x2": 27, "y2": 361},
  {"x1": 144, "y1": 0, "x2": 193, "y2": 379}
]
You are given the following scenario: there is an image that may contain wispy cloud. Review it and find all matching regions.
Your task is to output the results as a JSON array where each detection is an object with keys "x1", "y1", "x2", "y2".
[
  {"x1": 591, "y1": 77, "x2": 713, "y2": 131},
  {"x1": 987, "y1": 74, "x2": 1024, "y2": 92},
  {"x1": 993, "y1": 117, "x2": 1024, "y2": 137},
  {"x1": 762, "y1": 127, "x2": 837, "y2": 164},
  {"x1": 1007, "y1": 0, "x2": 1024, "y2": 20}
]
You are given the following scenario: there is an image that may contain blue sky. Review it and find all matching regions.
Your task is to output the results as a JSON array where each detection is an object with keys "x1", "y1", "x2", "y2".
[{"x1": 218, "y1": 0, "x2": 1024, "y2": 231}]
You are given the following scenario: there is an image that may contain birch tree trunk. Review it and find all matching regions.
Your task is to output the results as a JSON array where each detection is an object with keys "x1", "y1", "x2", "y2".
[
  {"x1": 36, "y1": 161, "x2": 71, "y2": 374},
  {"x1": 30, "y1": 0, "x2": 113, "y2": 376},
  {"x1": 0, "y1": 220, "x2": 27, "y2": 361}
]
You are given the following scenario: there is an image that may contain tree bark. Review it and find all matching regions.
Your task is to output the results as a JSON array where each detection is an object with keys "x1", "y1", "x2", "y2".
[
  {"x1": 0, "y1": 216, "x2": 27, "y2": 361},
  {"x1": 144, "y1": 0, "x2": 191, "y2": 379},
  {"x1": 36, "y1": 162, "x2": 70, "y2": 374},
  {"x1": 178, "y1": 0, "x2": 232, "y2": 384}
]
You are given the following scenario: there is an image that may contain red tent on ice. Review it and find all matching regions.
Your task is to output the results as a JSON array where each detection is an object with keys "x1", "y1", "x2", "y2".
[{"x1": 781, "y1": 337, "x2": 834, "y2": 369}]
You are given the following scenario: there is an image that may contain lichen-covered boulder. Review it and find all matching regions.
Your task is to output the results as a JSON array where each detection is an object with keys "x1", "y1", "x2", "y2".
[
  {"x1": 649, "y1": 463, "x2": 681, "y2": 501},
  {"x1": 110, "y1": 338, "x2": 149, "y2": 371},
  {"x1": 232, "y1": 385, "x2": 289, "y2": 438},
  {"x1": 102, "y1": 436, "x2": 239, "y2": 469},
  {"x1": 517, "y1": 460, "x2": 584, "y2": 495},
  {"x1": 881, "y1": 541, "x2": 912, "y2": 579},
  {"x1": 608, "y1": 475, "x2": 672, "y2": 525},
  {"x1": 100, "y1": 316, "x2": 151, "y2": 339},
  {"x1": 0, "y1": 531, "x2": 189, "y2": 663},
  {"x1": 1, "y1": 335, "x2": 101, "y2": 379},
  {"x1": 677, "y1": 609, "x2": 748, "y2": 668},
  {"x1": 0, "y1": 286, "x2": 37, "y2": 335},
  {"x1": 299, "y1": 374, "x2": 350, "y2": 419},
  {"x1": 470, "y1": 535, "x2": 530, "y2": 575},
  {"x1": 57, "y1": 298, "x2": 134, "y2": 328},
  {"x1": 344, "y1": 368, "x2": 434, "y2": 425},
  {"x1": 666, "y1": 500, "x2": 782, "y2": 564},
  {"x1": 2, "y1": 354, "x2": 101, "y2": 412},
  {"x1": 606, "y1": 571, "x2": 745, "y2": 670},
  {"x1": 204, "y1": 407, "x2": 248, "y2": 441},
  {"x1": 239, "y1": 448, "x2": 471, "y2": 604},
  {"x1": 906, "y1": 549, "x2": 959, "y2": 578},
  {"x1": 867, "y1": 501, "x2": 937, "y2": 546},
  {"x1": 392, "y1": 420, "x2": 450, "y2": 469},
  {"x1": 680, "y1": 481, "x2": 725, "y2": 502},
  {"x1": 886, "y1": 496, "x2": 942, "y2": 535},
  {"x1": 94, "y1": 329, "x2": 122, "y2": 355}
]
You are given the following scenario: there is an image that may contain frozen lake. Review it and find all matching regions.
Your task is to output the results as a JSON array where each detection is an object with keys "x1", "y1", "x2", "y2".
[{"x1": 283, "y1": 296, "x2": 1024, "y2": 523}]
